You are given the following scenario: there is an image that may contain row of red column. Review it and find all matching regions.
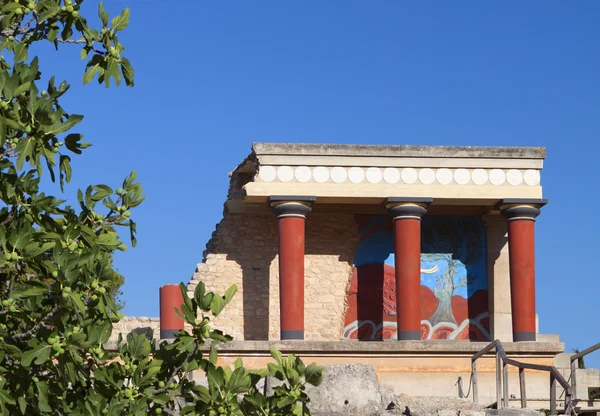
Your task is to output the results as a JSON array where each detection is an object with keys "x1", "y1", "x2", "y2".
[{"x1": 268, "y1": 196, "x2": 547, "y2": 342}]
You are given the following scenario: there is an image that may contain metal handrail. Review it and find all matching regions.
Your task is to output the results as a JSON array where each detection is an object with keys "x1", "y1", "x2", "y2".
[
  {"x1": 470, "y1": 340, "x2": 573, "y2": 416},
  {"x1": 570, "y1": 342, "x2": 600, "y2": 404}
]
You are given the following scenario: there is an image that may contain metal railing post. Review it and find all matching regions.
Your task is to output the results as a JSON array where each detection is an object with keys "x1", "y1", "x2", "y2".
[
  {"x1": 503, "y1": 361, "x2": 509, "y2": 408},
  {"x1": 472, "y1": 360, "x2": 478, "y2": 405},
  {"x1": 519, "y1": 367, "x2": 527, "y2": 408},
  {"x1": 471, "y1": 340, "x2": 580, "y2": 416},
  {"x1": 550, "y1": 373, "x2": 557, "y2": 416},
  {"x1": 570, "y1": 358, "x2": 578, "y2": 402},
  {"x1": 496, "y1": 351, "x2": 502, "y2": 408}
]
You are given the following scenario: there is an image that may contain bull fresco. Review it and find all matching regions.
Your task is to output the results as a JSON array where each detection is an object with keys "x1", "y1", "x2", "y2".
[{"x1": 342, "y1": 215, "x2": 490, "y2": 341}]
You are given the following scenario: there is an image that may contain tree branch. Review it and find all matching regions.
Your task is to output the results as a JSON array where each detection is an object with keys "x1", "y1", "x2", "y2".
[
  {"x1": 152, "y1": 341, "x2": 198, "y2": 395},
  {"x1": 56, "y1": 38, "x2": 86, "y2": 44},
  {"x1": 11, "y1": 304, "x2": 59, "y2": 340}
]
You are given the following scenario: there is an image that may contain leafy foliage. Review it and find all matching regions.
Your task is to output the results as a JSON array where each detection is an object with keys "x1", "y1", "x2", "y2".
[{"x1": 0, "y1": 1, "x2": 323, "y2": 414}]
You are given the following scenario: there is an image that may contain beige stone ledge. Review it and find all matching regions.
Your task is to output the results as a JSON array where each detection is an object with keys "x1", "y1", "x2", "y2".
[
  {"x1": 207, "y1": 340, "x2": 564, "y2": 356},
  {"x1": 243, "y1": 182, "x2": 543, "y2": 203},
  {"x1": 257, "y1": 155, "x2": 544, "y2": 169}
]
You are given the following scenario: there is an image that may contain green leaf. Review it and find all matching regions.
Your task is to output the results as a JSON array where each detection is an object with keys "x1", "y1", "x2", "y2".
[
  {"x1": 223, "y1": 284, "x2": 238, "y2": 304},
  {"x1": 209, "y1": 342, "x2": 218, "y2": 364},
  {"x1": 66, "y1": 291, "x2": 86, "y2": 313},
  {"x1": 1, "y1": 2, "x2": 22, "y2": 13},
  {"x1": 304, "y1": 363, "x2": 324, "y2": 386},
  {"x1": 3, "y1": 76, "x2": 17, "y2": 100},
  {"x1": 15, "y1": 138, "x2": 34, "y2": 171},
  {"x1": 17, "y1": 395, "x2": 25, "y2": 414},
  {"x1": 91, "y1": 184, "x2": 113, "y2": 201},
  {"x1": 13, "y1": 282, "x2": 49, "y2": 298},
  {"x1": 210, "y1": 294, "x2": 225, "y2": 316},
  {"x1": 98, "y1": 2, "x2": 108, "y2": 26},
  {"x1": 9, "y1": 227, "x2": 32, "y2": 249},
  {"x1": 21, "y1": 343, "x2": 52, "y2": 367},
  {"x1": 38, "y1": 0, "x2": 61, "y2": 22},
  {"x1": 270, "y1": 348, "x2": 283, "y2": 365},
  {"x1": 200, "y1": 292, "x2": 214, "y2": 311},
  {"x1": 177, "y1": 336, "x2": 196, "y2": 352},
  {"x1": 226, "y1": 367, "x2": 251, "y2": 393},
  {"x1": 193, "y1": 281, "x2": 205, "y2": 307},
  {"x1": 46, "y1": 114, "x2": 83, "y2": 136},
  {"x1": 13, "y1": 44, "x2": 28, "y2": 63},
  {"x1": 96, "y1": 232, "x2": 120, "y2": 248},
  {"x1": 64, "y1": 133, "x2": 88, "y2": 154},
  {"x1": 0, "y1": 387, "x2": 16, "y2": 406},
  {"x1": 111, "y1": 8, "x2": 130, "y2": 31},
  {"x1": 180, "y1": 303, "x2": 196, "y2": 325},
  {"x1": 36, "y1": 381, "x2": 52, "y2": 412},
  {"x1": 121, "y1": 57, "x2": 134, "y2": 87},
  {"x1": 127, "y1": 331, "x2": 150, "y2": 360},
  {"x1": 59, "y1": 155, "x2": 72, "y2": 190},
  {"x1": 179, "y1": 282, "x2": 193, "y2": 313}
]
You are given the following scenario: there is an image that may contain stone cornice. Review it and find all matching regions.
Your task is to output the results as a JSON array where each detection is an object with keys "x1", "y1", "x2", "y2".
[{"x1": 253, "y1": 142, "x2": 546, "y2": 160}]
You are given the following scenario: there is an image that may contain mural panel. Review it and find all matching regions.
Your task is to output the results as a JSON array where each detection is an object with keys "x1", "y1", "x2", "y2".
[{"x1": 342, "y1": 215, "x2": 490, "y2": 341}]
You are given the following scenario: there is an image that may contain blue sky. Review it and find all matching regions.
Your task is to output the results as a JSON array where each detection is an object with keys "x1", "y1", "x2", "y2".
[{"x1": 35, "y1": 2, "x2": 599, "y2": 365}]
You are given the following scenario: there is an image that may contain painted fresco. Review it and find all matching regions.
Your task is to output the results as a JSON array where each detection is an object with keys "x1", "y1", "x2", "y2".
[{"x1": 342, "y1": 215, "x2": 490, "y2": 341}]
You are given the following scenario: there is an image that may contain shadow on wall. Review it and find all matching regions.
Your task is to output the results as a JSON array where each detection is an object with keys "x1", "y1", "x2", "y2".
[
  {"x1": 224, "y1": 214, "x2": 358, "y2": 340},
  {"x1": 342, "y1": 215, "x2": 491, "y2": 341}
]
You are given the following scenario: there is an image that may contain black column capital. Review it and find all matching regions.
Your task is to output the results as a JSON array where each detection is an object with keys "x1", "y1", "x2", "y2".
[
  {"x1": 269, "y1": 196, "x2": 316, "y2": 219},
  {"x1": 386, "y1": 197, "x2": 432, "y2": 221},
  {"x1": 496, "y1": 198, "x2": 547, "y2": 222}
]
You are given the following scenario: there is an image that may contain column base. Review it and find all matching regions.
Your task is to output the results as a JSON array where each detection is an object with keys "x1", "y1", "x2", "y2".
[
  {"x1": 281, "y1": 330, "x2": 304, "y2": 340},
  {"x1": 397, "y1": 330, "x2": 421, "y2": 341},
  {"x1": 514, "y1": 332, "x2": 536, "y2": 342},
  {"x1": 160, "y1": 329, "x2": 179, "y2": 339}
]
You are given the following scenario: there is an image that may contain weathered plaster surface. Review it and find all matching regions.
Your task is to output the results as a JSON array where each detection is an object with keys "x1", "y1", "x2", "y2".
[{"x1": 252, "y1": 142, "x2": 546, "y2": 160}]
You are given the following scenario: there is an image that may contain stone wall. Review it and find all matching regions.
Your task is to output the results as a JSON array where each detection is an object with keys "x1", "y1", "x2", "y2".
[
  {"x1": 187, "y1": 212, "x2": 359, "y2": 341},
  {"x1": 108, "y1": 316, "x2": 160, "y2": 348}
]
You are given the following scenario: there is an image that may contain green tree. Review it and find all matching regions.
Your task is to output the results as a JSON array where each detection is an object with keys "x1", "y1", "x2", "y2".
[{"x1": 0, "y1": 1, "x2": 322, "y2": 414}]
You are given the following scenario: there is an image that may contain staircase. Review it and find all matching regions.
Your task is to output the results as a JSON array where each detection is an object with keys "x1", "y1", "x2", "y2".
[{"x1": 554, "y1": 352, "x2": 600, "y2": 415}]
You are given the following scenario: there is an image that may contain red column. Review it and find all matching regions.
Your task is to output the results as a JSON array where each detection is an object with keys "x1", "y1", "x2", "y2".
[
  {"x1": 500, "y1": 200, "x2": 545, "y2": 342},
  {"x1": 270, "y1": 196, "x2": 315, "y2": 340},
  {"x1": 387, "y1": 198, "x2": 432, "y2": 341},
  {"x1": 159, "y1": 284, "x2": 184, "y2": 339}
]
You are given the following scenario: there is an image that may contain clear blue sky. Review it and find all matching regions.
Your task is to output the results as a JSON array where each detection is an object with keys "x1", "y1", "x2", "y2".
[{"x1": 38, "y1": 2, "x2": 599, "y2": 365}]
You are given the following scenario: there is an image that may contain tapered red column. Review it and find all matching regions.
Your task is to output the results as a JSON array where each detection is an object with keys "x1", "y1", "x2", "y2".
[
  {"x1": 269, "y1": 196, "x2": 316, "y2": 340},
  {"x1": 159, "y1": 284, "x2": 184, "y2": 339},
  {"x1": 387, "y1": 197, "x2": 432, "y2": 341},
  {"x1": 499, "y1": 199, "x2": 547, "y2": 342}
]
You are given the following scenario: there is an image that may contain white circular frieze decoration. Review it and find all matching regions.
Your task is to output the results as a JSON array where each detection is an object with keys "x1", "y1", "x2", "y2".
[
  {"x1": 506, "y1": 169, "x2": 523, "y2": 186},
  {"x1": 330, "y1": 167, "x2": 347, "y2": 183},
  {"x1": 366, "y1": 167, "x2": 383, "y2": 184},
  {"x1": 454, "y1": 169, "x2": 470, "y2": 185},
  {"x1": 263, "y1": 166, "x2": 538, "y2": 187},
  {"x1": 259, "y1": 166, "x2": 276, "y2": 182},
  {"x1": 348, "y1": 167, "x2": 365, "y2": 184},
  {"x1": 418, "y1": 168, "x2": 435, "y2": 185},
  {"x1": 471, "y1": 169, "x2": 488, "y2": 185},
  {"x1": 401, "y1": 168, "x2": 418, "y2": 184},
  {"x1": 383, "y1": 168, "x2": 400, "y2": 184},
  {"x1": 436, "y1": 168, "x2": 453, "y2": 185},
  {"x1": 276, "y1": 166, "x2": 294, "y2": 182},
  {"x1": 312, "y1": 166, "x2": 330, "y2": 183},
  {"x1": 524, "y1": 170, "x2": 540, "y2": 186},
  {"x1": 294, "y1": 166, "x2": 311, "y2": 183},
  {"x1": 489, "y1": 169, "x2": 506, "y2": 185}
]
